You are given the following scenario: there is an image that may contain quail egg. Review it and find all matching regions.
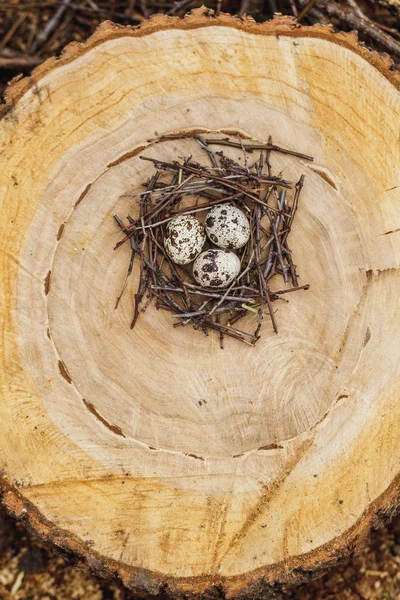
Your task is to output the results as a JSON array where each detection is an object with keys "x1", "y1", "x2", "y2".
[
  {"x1": 205, "y1": 204, "x2": 250, "y2": 250},
  {"x1": 164, "y1": 215, "x2": 206, "y2": 265},
  {"x1": 193, "y1": 249, "x2": 241, "y2": 288}
]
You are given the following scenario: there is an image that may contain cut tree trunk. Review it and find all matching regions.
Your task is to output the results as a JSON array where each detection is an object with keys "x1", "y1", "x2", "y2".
[{"x1": 0, "y1": 10, "x2": 400, "y2": 598}]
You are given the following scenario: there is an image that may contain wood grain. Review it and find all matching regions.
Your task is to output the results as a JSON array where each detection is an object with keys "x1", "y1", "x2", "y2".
[{"x1": 0, "y1": 10, "x2": 399, "y2": 597}]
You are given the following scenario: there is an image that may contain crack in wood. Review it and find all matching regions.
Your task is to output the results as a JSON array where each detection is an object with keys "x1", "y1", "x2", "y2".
[
  {"x1": 82, "y1": 399, "x2": 126, "y2": 438},
  {"x1": 308, "y1": 165, "x2": 338, "y2": 190},
  {"x1": 107, "y1": 145, "x2": 147, "y2": 168},
  {"x1": 214, "y1": 437, "x2": 314, "y2": 572},
  {"x1": 382, "y1": 227, "x2": 400, "y2": 236},
  {"x1": 184, "y1": 453, "x2": 205, "y2": 461},
  {"x1": 58, "y1": 360, "x2": 72, "y2": 384},
  {"x1": 44, "y1": 270, "x2": 51, "y2": 295},
  {"x1": 258, "y1": 443, "x2": 284, "y2": 451},
  {"x1": 74, "y1": 183, "x2": 92, "y2": 208},
  {"x1": 56, "y1": 222, "x2": 65, "y2": 240}
]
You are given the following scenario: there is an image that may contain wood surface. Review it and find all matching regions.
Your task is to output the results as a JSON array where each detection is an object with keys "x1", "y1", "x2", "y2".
[{"x1": 0, "y1": 10, "x2": 400, "y2": 598}]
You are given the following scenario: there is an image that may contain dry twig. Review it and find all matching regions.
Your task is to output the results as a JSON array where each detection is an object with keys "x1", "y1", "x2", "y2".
[{"x1": 114, "y1": 134, "x2": 311, "y2": 346}]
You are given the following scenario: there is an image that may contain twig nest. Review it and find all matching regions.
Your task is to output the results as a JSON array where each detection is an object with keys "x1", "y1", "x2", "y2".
[
  {"x1": 193, "y1": 249, "x2": 241, "y2": 288},
  {"x1": 205, "y1": 204, "x2": 250, "y2": 250},
  {"x1": 164, "y1": 215, "x2": 206, "y2": 265}
]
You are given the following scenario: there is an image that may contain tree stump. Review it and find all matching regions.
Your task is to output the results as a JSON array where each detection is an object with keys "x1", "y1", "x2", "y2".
[{"x1": 1, "y1": 11, "x2": 399, "y2": 598}]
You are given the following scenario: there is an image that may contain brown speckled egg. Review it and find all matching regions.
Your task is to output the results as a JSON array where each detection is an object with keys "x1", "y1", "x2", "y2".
[
  {"x1": 164, "y1": 215, "x2": 206, "y2": 265},
  {"x1": 205, "y1": 204, "x2": 250, "y2": 250},
  {"x1": 193, "y1": 249, "x2": 241, "y2": 288}
]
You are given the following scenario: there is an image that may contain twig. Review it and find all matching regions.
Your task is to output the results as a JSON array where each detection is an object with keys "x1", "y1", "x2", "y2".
[
  {"x1": 203, "y1": 138, "x2": 314, "y2": 161},
  {"x1": 85, "y1": 0, "x2": 100, "y2": 10},
  {"x1": 297, "y1": 0, "x2": 318, "y2": 20},
  {"x1": 140, "y1": 0, "x2": 149, "y2": 18},
  {"x1": 29, "y1": 0, "x2": 73, "y2": 54},
  {"x1": 321, "y1": 0, "x2": 400, "y2": 57},
  {"x1": 340, "y1": 572, "x2": 367, "y2": 600},
  {"x1": 374, "y1": 22, "x2": 400, "y2": 40},
  {"x1": 114, "y1": 134, "x2": 310, "y2": 345},
  {"x1": 0, "y1": 55, "x2": 43, "y2": 68},
  {"x1": 272, "y1": 284, "x2": 310, "y2": 295},
  {"x1": 238, "y1": 0, "x2": 252, "y2": 17},
  {"x1": 346, "y1": 0, "x2": 364, "y2": 18},
  {"x1": 289, "y1": 0, "x2": 299, "y2": 17},
  {"x1": 167, "y1": 0, "x2": 194, "y2": 14},
  {"x1": 0, "y1": 14, "x2": 26, "y2": 51}
]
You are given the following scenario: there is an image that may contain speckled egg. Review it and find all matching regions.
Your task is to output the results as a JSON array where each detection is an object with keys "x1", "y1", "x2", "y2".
[
  {"x1": 164, "y1": 215, "x2": 206, "y2": 265},
  {"x1": 205, "y1": 204, "x2": 250, "y2": 250},
  {"x1": 193, "y1": 249, "x2": 241, "y2": 288}
]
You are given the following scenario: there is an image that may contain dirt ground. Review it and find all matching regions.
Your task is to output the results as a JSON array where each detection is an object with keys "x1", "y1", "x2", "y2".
[{"x1": 1, "y1": 1, "x2": 400, "y2": 598}]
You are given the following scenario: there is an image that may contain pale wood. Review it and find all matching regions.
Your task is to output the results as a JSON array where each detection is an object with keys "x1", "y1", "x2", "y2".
[{"x1": 0, "y1": 11, "x2": 400, "y2": 597}]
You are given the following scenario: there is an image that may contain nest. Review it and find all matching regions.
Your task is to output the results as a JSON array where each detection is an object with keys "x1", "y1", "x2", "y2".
[{"x1": 114, "y1": 134, "x2": 311, "y2": 347}]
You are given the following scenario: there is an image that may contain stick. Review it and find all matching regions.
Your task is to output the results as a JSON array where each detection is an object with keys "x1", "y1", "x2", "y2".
[
  {"x1": 297, "y1": 0, "x2": 318, "y2": 20},
  {"x1": 0, "y1": 55, "x2": 43, "y2": 68},
  {"x1": 114, "y1": 133, "x2": 310, "y2": 345},
  {"x1": 29, "y1": 0, "x2": 73, "y2": 54},
  {"x1": 321, "y1": 0, "x2": 400, "y2": 58},
  {"x1": 167, "y1": 0, "x2": 193, "y2": 15},
  {"x1": 203, "y1": 138, "x2": 314, "y2": 161}
]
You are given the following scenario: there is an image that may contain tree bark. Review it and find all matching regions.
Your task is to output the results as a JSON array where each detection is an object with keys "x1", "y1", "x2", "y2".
[{"x1": 0, "y1": 10, "x2": 399, "y2": 597}]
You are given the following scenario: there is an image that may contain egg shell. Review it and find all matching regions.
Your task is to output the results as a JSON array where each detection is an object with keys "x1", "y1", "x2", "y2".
[
  {"x1": 164, "y1": 215, "x2": 206, "y2": 265},
  {"x1": 205, "y1": 204, "x2": 250, "y2": 250},
  {"x1": 193, "y1": 249, "x2": 241, "y2": 288}
]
